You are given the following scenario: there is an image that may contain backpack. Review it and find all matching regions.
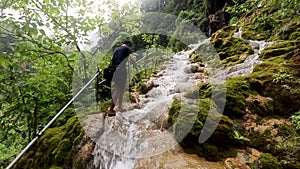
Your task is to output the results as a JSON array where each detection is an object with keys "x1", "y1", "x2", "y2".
[{"x1": 103, "y1": 65, "x2": 116, "y2": 83}]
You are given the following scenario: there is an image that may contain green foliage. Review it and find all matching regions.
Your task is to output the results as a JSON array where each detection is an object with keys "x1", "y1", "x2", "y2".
[
  {"x1": 0, "y1": 0, "x2": 113, "y2": 166},
  {"x1": 291, "y1": 110, "x2": 300, "y2": 131},
  {"x1": 226, "y1": 0, "x2": 256, "y2": 18},
  {"x1": 272, "y1": 73, "x2": 292, "y2": 84},
  {"x1": 233, "y1": 130, "x2": 250, "y2": 143},
  {"x1": 178, "y1": 8, "x2": 208, "y2": 32}
]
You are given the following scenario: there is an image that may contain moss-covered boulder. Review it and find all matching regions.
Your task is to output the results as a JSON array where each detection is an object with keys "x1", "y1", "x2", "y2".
[
  {"x1": 245, "y1": 95, "x2": 275, "y2": 116},
  {"x1": 168, "y1": 97, "x2": 236, "y2": 160},
  {"x1": 210, "y1": 26, "x2": 254, "y2": 67},
  {"x1": 186, "y1": 77, "x2": 256, "y2": 118},
  {"x1": 260, "y1": 40, "x2": 298, "y2": 60},
  {"x1": 14, "y1": 116, "x2": 85, "y2": 169},
  {"x1": 245, "y1": 40, "x2": 300, "y2": 116},
  {"x1": 258, "y1": 153, "x2": 282, "y2": 169},
  {"x1": 224, "y1": 77, "x2": 257, "y2": 118},
  {"x1": 242, "y1": 25, "x2": 270, "y2": 41}
]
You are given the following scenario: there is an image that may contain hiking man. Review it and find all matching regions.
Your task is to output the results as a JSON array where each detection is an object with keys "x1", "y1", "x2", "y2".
[{"x1": 107, "y1": 40, "x2": 139, "y2": 116}]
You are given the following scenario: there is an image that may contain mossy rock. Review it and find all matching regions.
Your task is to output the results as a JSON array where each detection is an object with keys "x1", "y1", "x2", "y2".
[
  {"x1": 274, "y1": 19, "x2": 300, "y2": 40},
  {"x1": 225, "y1": 77, "x2": 255, "y2": 118},
  {"x1": 245, "y1": 95, "x2": 275, "y2": 116},
  {"x1": 245, "y1": 40, "x2": 300, "y2": 116},
  {"x1": 240, "y1": 5, "x2": 283, "y2": 41},
  {"x1": 189, "y1": 53, "x2": 200, "y2": 63},
  {"x1": 14, "y1": 116, "x2": 84, "y2": 169},
  {"x1": 258, "y1": 153, "x2": 282, "y2": 169},
  {"x1": 53, "y1": 139, "x2": 72, "y2": 165},
  {"x1": 136, "y1": 80, "x2": 150, "y2": 94},
  {"x1": 247, "y1": 70, "x2": 300, "y2": 116},
  {"x1": 242, "y1": 25, "x2": 269, "y2": 41},
  {"x1": 168, "y1": 97, "x2": 235, "y2": 158},
  {"x1": 168, "y1": 97, "x2": 234, "y2": 139},
  {"x1": 211, "y1": 31, "x2": 253, "y2": 67},
  {"x1": 180, "y1": 138, "x2": 237, "y2": 161},
  {"x1": 289, "y1": 28, "x2": 300, "y2": 41},
  {"x1": 246, "y1": 119, "x2": 300, "y2": 168},
  {"x1": 271, "y1": 124, "x2": 300, "y2": 169},
  {"x1": 49, "y1": 166, "x2": 63, "y2": 169},
  {"x1": 260, "y1": 40, "x2": 298, "y2": 60},
  {"x1": 191, "y1": 78, "x2": 254, "y2": 118}
]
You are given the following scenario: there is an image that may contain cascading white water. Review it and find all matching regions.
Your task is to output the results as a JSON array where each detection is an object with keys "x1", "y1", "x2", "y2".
[{"x1": 88, "y1": 42, "x2": 203, "y2": 169}]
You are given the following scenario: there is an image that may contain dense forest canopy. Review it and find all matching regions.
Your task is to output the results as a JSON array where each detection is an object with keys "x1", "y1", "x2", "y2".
[{"x1": 1, "y1": 0, "x2": 300, "y2": 168}]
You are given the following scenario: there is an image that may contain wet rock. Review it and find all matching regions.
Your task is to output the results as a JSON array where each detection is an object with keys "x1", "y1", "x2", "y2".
[
  {"x1": 245, "y1": 95, "x2": 274, "y2": 116},
  {"x1": 224, "y1": 148, "x2": 261, "y2": 169},
  {"x1": 72, "y1": 138, "x2": 95, "y2": 169},
  {"x1": 153, "y1": 70, "x2": 164, "y2": 77},
  {"x1": 135, "y1": 144, "x2": 225, "y2": 169},
  {"x1": 194, "y1": 72, "x2": 206, "y2": 79}
]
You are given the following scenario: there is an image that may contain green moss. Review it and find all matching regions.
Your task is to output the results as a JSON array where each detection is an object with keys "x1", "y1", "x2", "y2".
[
  {"x1": 14, "y1": 116, "x2": 84, "y2": 169},
  {"x1": 137, "y1": 80, "x2": 148, "y2": 94},
  {"x1": 242, "y1": 25, "x2": 269, "y2": 41},
  {"x1": 274, "y1": 19, "x2": 300, "y2": 40},
  {"x1": 54, "y1": 139, "x2": 72, "y2": 165},
  {"x1": 245, "y1": 40, "x2": 300, "y2": 116},
  {"x1": 211, "y1": 26, "x2": 237, "y2": 38},
  {"x1": 211, "y1": 36, "x2": 253, "y2": 67},
  {"x1": 98, "y1": 99, "x2": 111, "y2": 112},
  {"x1": 49, "y1": 166, "x2": 63, "y2": 169},
  {"x1": 168, "y1": 99, "x2": 181, "y2": 125},
  {"x1": 187, "y1": 78, "x2": 252, "y2": 119},
  {"x1": 260, "y1": 40, "x2": 297, "y2": 60},
  {"x1": 209, "y1": 25, "x2": 254, "y2": 67},
  {"x1": 224, "y1": 77, "x2": 254, "y2": 118},
  {"x1": 198, "y1": 83, "x2": 212, "y2": 99},
  {"x1": 289, "y1": 28, "x2": 300, "y2": 40},
  {"x1": 184, "y1": 142, "x2": 237, "y2": 161},
  {"x1": 189, "y1": 53, "x2": 201, "y2": 63},
  {"x1": 259, "y1": 153, "x2": 282, "y2": 169},
  {"x1": 246, "y1": 94, "x2": 275, "y2": 117},
  {"x1": 169, "y1": 97, "x2": 235, "y2": 158}
]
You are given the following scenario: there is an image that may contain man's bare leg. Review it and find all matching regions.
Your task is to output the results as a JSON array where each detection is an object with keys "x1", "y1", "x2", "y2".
[
  {"x1": 118, "y1": 88, "x2": 125, "y2": 111},
  {"x1": 108, "y1": 87, "x2": 121, "y2": 115}
]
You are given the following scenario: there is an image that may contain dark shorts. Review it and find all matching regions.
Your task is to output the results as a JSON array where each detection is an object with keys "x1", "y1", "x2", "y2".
[{"x1": 112, "y1": 67, "x2": 127, "y2": 89}]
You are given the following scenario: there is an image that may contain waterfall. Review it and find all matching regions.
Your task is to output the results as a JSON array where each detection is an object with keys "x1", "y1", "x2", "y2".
[
  {"x1": 83, "y1": 28, "x2": 273, "y2": 168},
  {"x1": 87, "y1": 42, "x2": 204, "y2": 169}
]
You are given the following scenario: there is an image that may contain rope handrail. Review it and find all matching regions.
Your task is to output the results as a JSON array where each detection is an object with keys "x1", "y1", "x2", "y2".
[{"x1": 6, "y1": 71, "x2": 105, "y2": 169}]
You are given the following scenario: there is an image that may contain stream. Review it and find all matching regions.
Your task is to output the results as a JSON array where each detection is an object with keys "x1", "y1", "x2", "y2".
[
  {"x1": 88, "y1": 44, "x2": 200, "y2": 168},
  {"x1": 83, "y1": 27, "x2": 273, "y2": 169}
]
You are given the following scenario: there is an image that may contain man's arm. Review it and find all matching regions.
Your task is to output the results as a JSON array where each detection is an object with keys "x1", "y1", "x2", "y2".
[{"x1": 129, "y1": 54, "x2": 138, "y2": 72}]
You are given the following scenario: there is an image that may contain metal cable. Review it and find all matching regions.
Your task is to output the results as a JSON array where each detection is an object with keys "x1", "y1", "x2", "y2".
[{"x1": 6, "y1": 72, "x2": 106, "y2": 169}]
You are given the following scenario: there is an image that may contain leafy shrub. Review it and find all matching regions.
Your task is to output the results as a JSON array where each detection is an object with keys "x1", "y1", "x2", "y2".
[{"x1": 291, "y1": 110, "x2": 300, "y2": 131}]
